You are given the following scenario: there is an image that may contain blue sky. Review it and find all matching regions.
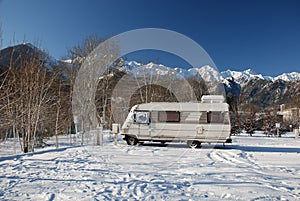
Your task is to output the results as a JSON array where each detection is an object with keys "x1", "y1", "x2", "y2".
[{"x1": 0, "y1": 0, "x2": 299, "y2": 76}]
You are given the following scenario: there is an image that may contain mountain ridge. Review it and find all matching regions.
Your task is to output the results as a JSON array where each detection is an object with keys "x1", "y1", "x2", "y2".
[
  {"x1": 0, "y1": 43, "x2": 57, "y2": 70},
  {"x1": 1, "y1": 43, "x2": 299, "y2": 111},
  {"x1": 120, "y1": 61, "x2": 300, "y2": 110},
  {"x1": 2, "y1": 44, "x2": 299, "y2": 83},
  {"x1": 121, "y1": 60, "x2": 300, "y2": 83}
]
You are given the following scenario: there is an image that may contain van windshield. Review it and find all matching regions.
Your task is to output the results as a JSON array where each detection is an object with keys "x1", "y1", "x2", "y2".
[{"x1": 133, "y1": 111, "x2": 150, "y2": 124}]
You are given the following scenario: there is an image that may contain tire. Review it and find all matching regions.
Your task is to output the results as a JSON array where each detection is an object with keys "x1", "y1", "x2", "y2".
[
  {"x1": 187, "y1": 140, "x2": 201, "y2": 148},
  {"x1": 126, "y1": 136, "x2": 138, "y2": 145}
]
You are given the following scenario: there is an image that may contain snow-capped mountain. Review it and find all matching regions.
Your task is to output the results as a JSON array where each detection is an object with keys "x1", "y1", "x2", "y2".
[
  {"x1": 120, "y1": 61, "x2": 178, "y2": 77},
  {"x1": 220, "y1": 69, "x2": 273, "y2": 85},
  {"x1": 188, "y1": 65, "x2": 221, "y2": 82},
  {"x1": 274, "y1": 72, "x2": 300, "y2": 82},
  {"x1": 119, "y1": 61, "x2": 300, "y2": 110},
  {"x1": 120, "y1": 60, "x2": 300, "y2": 84},
  {"x1": 221, "y1": 69, "x2": 300, "y2": 83},
  {"x1": 120, "y1": 61, "x2": 222, "y2": 82}
]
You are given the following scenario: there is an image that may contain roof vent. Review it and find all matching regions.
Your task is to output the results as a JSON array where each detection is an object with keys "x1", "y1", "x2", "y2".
[{"x1": 201, "y1": 95, "x2": 225, "y2": 103}]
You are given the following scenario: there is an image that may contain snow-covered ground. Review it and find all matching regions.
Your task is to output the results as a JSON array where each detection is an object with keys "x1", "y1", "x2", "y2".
[{"x1": 1, "y1": 133, "x2": 300, "y2": 200}]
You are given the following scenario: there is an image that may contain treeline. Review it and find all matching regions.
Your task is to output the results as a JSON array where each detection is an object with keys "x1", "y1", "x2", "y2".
[
  {"x1": 228, "y1": 88, "x2": 300, "y2": 135},
  {"x1": 0, "y1": 36, "x2": 103, "y2": 152},
  {"x1": 0, "y1": 46, "x2": 74, "y2": 152}
]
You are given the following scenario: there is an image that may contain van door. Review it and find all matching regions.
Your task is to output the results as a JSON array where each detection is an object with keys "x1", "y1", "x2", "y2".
[
  {"x1": 133, "y1": 111, "x2": 150, "y2": 138},
  {"x1": 150, "y1": 111, "x2": 181, "y2": 139}
]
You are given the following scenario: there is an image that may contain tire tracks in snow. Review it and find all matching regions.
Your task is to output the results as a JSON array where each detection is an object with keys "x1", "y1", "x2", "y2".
[
  {"x1": 208, "y1": 150, "x2": 261, "y2": 169},
  {"x1": 207, "y1": 149, "x2": 300, "y2": 199}
]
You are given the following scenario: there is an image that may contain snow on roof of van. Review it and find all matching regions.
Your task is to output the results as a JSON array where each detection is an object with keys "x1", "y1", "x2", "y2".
[{"x1": 134, "y1": 101, "x2": 228, "y2": 112}]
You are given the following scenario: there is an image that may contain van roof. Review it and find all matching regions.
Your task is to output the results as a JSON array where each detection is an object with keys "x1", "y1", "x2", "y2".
[{"x1": 133, "y1": 102, "x2": 229, "y2": 112}]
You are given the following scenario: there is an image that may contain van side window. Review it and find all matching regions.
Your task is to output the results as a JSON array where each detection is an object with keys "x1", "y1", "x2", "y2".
[
  {"x1": 158, "y1": 111, "x2": 180, "y2": 122},
  {"x1": 207, "y1": 111, "x2": 230, "y2": 124},
  {"x1": 199, "y1": 112, "x2": 208, "y2": 123}
]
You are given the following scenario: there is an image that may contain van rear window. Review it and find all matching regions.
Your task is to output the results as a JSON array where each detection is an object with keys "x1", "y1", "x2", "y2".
[
  {"x1": 207, "y1": 111, "x2": 230, "y2": 124},
  {"x1": 158, "y1": 111, "x2": 180, "y2": 122}
]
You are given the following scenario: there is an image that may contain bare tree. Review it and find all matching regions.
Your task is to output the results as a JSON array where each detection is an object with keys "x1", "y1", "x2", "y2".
[
  {"x1": 0, "y1": 70, "x2": 12, "y2": 141},
  {"x1": 56, "y1": 61, "x2": 78, "y2": 138},
  {"x1": 0, "y1": 44, "x2": 58, "y2": 152},
  {"x1": 20, "y1": 53, "x2": 57, "y2": 152},
  {"x1": 68, "y1": 35, "x2": 105, "y2": 138},
  {"x1": 70, "y1": 35, "x2": 121, "y2": 145},
  {"x1": 68, "y1": 35, "x2": 105, "y2": 63},
  {"x1": 240, "y1": 103, "x2": 257, "y2": 135}
]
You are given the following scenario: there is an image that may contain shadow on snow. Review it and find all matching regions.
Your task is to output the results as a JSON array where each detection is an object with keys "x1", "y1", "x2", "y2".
[
  {"x1": 141, "y1": 142, "x2": 300, "y2": 153},
  {"x1": 0, "y1": 146, "x2": 81, "y2": 162}
]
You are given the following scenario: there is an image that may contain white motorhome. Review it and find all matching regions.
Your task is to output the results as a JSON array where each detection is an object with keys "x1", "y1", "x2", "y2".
[{"x1": 121, "y1": 95, "x2": 231, "y2": 148}]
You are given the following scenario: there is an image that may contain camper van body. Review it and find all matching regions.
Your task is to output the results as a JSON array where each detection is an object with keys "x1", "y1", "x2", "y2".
[{"x1": 121, "y1": 95, "x2": 231, "y2": 148}]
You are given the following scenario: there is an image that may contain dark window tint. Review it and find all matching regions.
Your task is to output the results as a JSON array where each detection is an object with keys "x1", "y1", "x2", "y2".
[
  {"x1": 207, "y1": 111, "x2": 229, "y2": 124},
  {"x1": 158, "y1": 111, "x2": 180, "y2": 122},
  {"x1": 199, "y1": 112, "x2": 208, "y2": 123}
]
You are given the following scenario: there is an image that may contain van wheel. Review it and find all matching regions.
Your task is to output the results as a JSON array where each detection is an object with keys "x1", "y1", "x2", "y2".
[
  {"x1": 126, "y1": 136, "x2": 138, "y2": 145},
  {"x1": 187, "y1": 140, "x2": 200, "y2": 148}
]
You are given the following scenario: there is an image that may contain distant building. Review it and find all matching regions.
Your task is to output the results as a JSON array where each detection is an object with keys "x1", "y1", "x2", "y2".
[{"x1": 278, "y1": 104, "x2": 300, "y2": 123}]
